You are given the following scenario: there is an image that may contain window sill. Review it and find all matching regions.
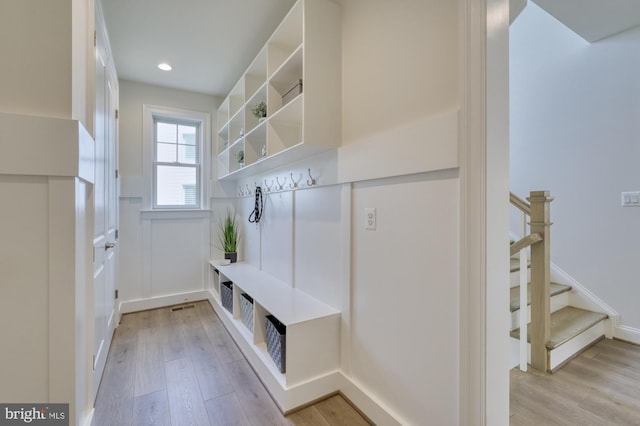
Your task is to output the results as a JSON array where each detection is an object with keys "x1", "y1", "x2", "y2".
[{"x1": 140, "y1": 209, "x2": 211, "y2": 220}]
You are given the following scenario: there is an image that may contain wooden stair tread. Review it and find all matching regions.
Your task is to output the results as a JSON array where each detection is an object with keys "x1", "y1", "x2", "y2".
[
  {"x1": 510, "y1": 282, "x2": 571, "y2": 312},
  {"x1": 510, "y1": 306, "x2": 608, "y2": 350},
  {"x1": 510, "y1": 257, "x2": 530, "y2": 273}
]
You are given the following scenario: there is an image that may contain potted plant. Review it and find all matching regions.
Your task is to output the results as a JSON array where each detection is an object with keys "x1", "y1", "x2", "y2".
[
  {"x1": 251, "y1": 101, "x2": 267, "y2": 121},
  {"x1": 218, "y1": 209, "x2": 239, "y2": 263},
  {"x1": 235, "y1": 150, "x2": 244, "y2": 167}
]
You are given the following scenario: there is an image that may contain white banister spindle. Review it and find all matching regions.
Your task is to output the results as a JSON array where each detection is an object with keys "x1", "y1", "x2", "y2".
[{"x1": 519, "y1": 210, "x2": 528, "y2": 371}]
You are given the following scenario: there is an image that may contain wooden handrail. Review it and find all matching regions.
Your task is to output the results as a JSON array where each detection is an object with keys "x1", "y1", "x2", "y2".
[
  {"x1": 510, "y1": 233, "x2": 542, "y2": 257},
  {"x1": 510, "y1": 192, "x2": 531, "y2": 216}
]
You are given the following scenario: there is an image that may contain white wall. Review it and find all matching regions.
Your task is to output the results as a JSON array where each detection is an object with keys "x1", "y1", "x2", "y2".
[
  {"x1": 510, "y1": 4, "x2": 640, "y2": 330},
  {"x1": 0, "y1": 2, "x2": 96, "y2": 423},
  {"x1": 335, "y1": 1, "x2": 461, "y2": 424},
  {"x1": 0, "y1": 0, "x2": 93, "y2": 127},
  {"x1": 118, "y1": 80, "x2": 220, "y2": 308},
  {"x1": 121, "y1": 0, "x2": 465, "y2": 423}
]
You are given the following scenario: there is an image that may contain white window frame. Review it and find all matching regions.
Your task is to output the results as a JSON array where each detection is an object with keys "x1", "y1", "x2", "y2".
[{"x1": 143, "y1": 105, "x2": 210, "y2": 211}]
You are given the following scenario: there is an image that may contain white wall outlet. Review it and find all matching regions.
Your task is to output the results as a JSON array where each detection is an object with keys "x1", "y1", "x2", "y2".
[
  {"x1": 365, "y1": 207, "x2": 376, "y2": 230},
  {"x1": 621, "y1": 191, "x2": 640, "y2": 207}
]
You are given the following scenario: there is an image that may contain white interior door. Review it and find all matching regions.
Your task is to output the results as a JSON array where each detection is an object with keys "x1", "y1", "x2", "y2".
[{"x1": 92, "y1": 20, "x2": 118, "y2": 402}]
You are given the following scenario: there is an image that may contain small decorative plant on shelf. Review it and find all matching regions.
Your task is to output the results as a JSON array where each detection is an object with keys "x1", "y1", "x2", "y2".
[
  {"x1": 251, "y1": 101, "x2": 267, "y2": 121},
  {"x1": 235, "y1": 150, "x2": 244, "y2": 167},
  {"x1": 218, "y1": 209, "x2": 239, "y2": 263}
]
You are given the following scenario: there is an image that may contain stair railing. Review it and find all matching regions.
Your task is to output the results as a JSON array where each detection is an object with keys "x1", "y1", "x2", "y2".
[{"x1": 510, "y1": 191, "x2": 553, "y2": 372}]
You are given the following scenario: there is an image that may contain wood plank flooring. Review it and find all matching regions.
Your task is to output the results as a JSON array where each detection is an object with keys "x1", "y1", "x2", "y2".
[
  {"x1": 92, "y1": 301, "x2": 370, "y2": 426},
  {"x1": 510, "y1": 338, "x2": 640, "y2": 425}
]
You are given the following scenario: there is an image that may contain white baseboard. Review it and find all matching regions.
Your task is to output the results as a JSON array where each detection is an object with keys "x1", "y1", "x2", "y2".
[
  {"x1": 338, "y1": 375, "x2": 406, "y2": 426},
  {"x1": 118, "y1": 290, "x2": 210, "y2": 314},
  {"x1": 82, "y1": 408, "x2": 94, "y2": 426},
  {"x1": 613, "y1": 324, "x2": 640, "y2": 345}
]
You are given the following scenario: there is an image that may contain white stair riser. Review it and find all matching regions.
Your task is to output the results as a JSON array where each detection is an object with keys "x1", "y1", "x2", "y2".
[
  {"x1": 509, "y1": 319, "x2": 607, "y2": 371},
  {"x1": 510, "y1": 292, "x2": 569, "y2": 330},
  {"x1": 549, "y1": 320, "x2": 606, "y2": 371}
]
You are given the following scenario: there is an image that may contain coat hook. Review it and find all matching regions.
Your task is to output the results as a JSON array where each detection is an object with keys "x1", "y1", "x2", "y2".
[
  {"x1": 246, "y1": 184, "x2": 252, "y2": 196},
  {"x1": 264, "y1": 179, "x2": 274, "y2": 193},
  {"x1": 238, "y1": 185, "x2": 245, "y2": 197},
  {"x1": 290, "y1": 172, "x2": 302, "y2": 189},
  {"x1": 276, "y1": 176, "x2": 286, "y2": 191},
  {"x1": 307, "y1": 168, "x2": 316, "y2": 187}
]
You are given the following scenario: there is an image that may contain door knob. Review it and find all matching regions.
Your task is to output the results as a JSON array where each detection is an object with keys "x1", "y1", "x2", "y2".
[{"x1": 105, "y1": 242, "x2": 116, "y2": 250}]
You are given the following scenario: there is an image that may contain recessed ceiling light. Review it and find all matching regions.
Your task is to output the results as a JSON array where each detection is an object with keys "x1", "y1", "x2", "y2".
[{"x1": 158, "y1": 63, "x2": 172, "y2": 71}]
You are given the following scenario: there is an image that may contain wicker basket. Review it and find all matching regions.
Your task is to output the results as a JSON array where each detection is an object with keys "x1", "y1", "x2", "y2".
[
  {"x1": 240, "y1": 293, "x2": 254, "y2": 332},
  {"x1": 220, "y1": 281, "x2": 233, "y2": 313},
  {"x1": 265, "y1": 315, "x2": 286, "y2": 373}
]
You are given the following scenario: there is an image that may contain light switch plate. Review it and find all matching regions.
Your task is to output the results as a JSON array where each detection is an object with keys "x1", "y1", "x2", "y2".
[
  {"x1": 621, "y1": 191, "x2": 640, "y2": 207},
  {"x1": 365, "y1": 207, "x2": 376, "y2": 230}
]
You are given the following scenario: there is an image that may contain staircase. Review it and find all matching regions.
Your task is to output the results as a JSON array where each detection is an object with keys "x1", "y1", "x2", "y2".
[{"x1": 509, "y1": 191, "x2": 609, "y2": 372}]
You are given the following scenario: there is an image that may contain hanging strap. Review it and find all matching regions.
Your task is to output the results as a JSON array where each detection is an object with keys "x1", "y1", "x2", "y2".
[{"x1": 249, "y1": 186, "x2": 264, "y2": 224}]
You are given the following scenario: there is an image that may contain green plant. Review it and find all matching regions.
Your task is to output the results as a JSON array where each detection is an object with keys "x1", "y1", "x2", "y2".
[
  {"x1": 218, "y1": 209, "x2": 239, "y2": 253},
  {"x1": 251, "y1": 101, "x2": 267, "y2": 118},
  {"x1": 235, "y1": 150, "x2": 244, "y2": 163}
]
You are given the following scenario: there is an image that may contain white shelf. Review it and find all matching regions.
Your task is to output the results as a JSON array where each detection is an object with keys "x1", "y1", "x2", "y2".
[
  {"x1": 207, "y1": 259, "x2": 340, "y2": 411},
  {"x1": 209, "y1": 260, "x2": 338, "y2": 325},
  {"x1": 215, "y1": 0, "x2": 341, "y2": 180}
]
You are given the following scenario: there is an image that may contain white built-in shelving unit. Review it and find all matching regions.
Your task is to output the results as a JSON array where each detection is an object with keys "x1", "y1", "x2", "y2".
[
  {"x1": 208, "y1": 261, "x2": 340, "y2": 412},
  {"x1": 215, "y1": 0, "x2": 341, "y2": 180}
]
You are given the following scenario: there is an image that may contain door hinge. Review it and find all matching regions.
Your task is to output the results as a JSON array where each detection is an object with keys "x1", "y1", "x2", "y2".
[
  {"x1": 115, "y1": 289, "x2": 119, "y2": 300},
  {"x1": 115, "y1": 169, "x2": 119, "y2": 179},
  {"x1": 92, "y1": 355, "x2": 96, "y2": 371},
  {"x1": 115, "y1": 109, "x2": 119, "y2": 119},
  {"x1": 93, "y1": 247, "x2": 95, "y2": 262},
  {"x1": 94, "y1": 31, "x2": 96, "y2": 47},
  {"x1": 115, "y1": 229, "x2": 119, "y2": 239}
]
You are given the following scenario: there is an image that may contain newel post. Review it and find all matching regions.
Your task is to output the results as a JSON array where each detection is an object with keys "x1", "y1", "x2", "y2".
[{"x1": 528, "y1": 190, "x2": 553, "y2": 371}]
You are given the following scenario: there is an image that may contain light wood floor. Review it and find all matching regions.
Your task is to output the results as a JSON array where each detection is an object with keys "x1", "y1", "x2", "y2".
[
  {"x1": 92, "y1": 301, "x2": 370, "y2": 426},
  {"x1": 510, "y1": 338, "x2": 640, "y2": 425}
]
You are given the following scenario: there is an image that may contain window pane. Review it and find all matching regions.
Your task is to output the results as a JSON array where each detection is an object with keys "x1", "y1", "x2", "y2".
[
  {"x1": 178, "y1": 144, "x2": 197, "y2": 164},
  {"x1": 157, "y1": 142, "x2": 177, "y2": 162},
  {"x1": 156, "y1": 165, "x2": 197, "y2": 206},
  {"x1": 178, "y1": 125, "x2": 196, "y2": 145},
  {"x1": 157, "y1": 122, "x2": 177, "y2": 143}
]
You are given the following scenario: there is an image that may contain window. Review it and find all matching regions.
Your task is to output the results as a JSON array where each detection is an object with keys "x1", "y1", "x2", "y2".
[
  {"x1": 143, "y1": 105, "x2": 210, "y2": 211},
  {"x1": 154, "y1": 118, "x2": 200, "y2": 208}
]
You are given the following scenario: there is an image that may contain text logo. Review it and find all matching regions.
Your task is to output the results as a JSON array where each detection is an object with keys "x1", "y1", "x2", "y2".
[{"x1": 0, "y1": 404, "x2": 68, "y2": 425}]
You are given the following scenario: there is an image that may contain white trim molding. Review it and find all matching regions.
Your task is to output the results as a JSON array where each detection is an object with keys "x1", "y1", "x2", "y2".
[
  {"x1": 119, "y1": 290, "x2": 210, "y2": 314},
  {"x1": 459, "y1": 0, "x2": 510, "y2": 424},
  {"x1": 614, "y1": 324, "x2": 640, "y2": 345},
  {"x1": 142, "y1": 104, "x2": 211, "y2": 211}
]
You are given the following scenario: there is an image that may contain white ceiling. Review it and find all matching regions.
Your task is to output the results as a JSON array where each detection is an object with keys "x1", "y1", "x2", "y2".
[
  {"x1": 102, "y1": 0, "x2": 640, "y2": 97},
  {"x1": 100, "y1": 0, "x2": 296, "y2": 97},
  {"x1": 532, "y1": 0, "x2": 640, "y2": 42}
]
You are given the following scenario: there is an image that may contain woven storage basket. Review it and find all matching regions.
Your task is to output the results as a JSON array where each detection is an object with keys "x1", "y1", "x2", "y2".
[
  {"x1": 240, "y1": 293, "x2": 254, "y2": 332},
  {"x1": 220, "y1": 281, "x2": 233, "y2": 313},
  {"x1": 265, "y1": 315, "x2": 286, "y2": 373}
]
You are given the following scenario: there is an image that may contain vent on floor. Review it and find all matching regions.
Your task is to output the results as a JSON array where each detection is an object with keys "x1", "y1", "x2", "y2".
[{"x1": 171, "y1": 304, "x2": 195, "y2": 312}]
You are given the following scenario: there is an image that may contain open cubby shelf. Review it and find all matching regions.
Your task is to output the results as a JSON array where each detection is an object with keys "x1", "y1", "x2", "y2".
[
  {"x1": 208, "y1": 260, "x2": 340, "y2": 410},
  {"x1": 215, "y1": 0, "x2": 341, "y2": 181}
]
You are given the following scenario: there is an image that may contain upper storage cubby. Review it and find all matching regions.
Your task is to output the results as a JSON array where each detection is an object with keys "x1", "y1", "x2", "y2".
[
  {"x1": 215, "y1": 0, "x2": 341, "y2": 180},
  {"x1": 267, "y1": 0, "x2": 303, "y2": 77}
]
